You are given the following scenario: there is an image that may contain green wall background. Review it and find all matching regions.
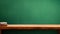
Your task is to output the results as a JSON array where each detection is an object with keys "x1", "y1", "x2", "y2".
[{"x1": 0, "y1": 0, "x2": 60, "y2": 34}]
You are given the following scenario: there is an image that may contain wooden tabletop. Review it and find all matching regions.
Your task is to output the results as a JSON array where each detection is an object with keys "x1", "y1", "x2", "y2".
[{"x1": 0, "y1": 24, "x2": 60, "y2": 30}]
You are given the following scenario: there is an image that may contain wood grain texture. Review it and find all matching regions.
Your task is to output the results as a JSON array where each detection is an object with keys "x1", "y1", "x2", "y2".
[
  {"x1": 1, "y1": 24, "x2": 60, "y2": 30},
  {"x1": 0, "y1": 24, "x2": 60, "y2": 34}
]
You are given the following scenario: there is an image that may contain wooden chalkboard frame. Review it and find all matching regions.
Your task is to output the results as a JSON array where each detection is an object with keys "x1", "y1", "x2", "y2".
[{"x1": 0, "y1": 24, "x2": 60, "y2": 34}]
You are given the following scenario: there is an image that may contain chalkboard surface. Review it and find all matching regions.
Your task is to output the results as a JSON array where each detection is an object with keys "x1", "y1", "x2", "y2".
[
  {"x1": 0, "y1": 0, "x2": 60, "y2": 34},
  {"x1": 0, "y1": 0, "x2": 60, "y2": 24}
]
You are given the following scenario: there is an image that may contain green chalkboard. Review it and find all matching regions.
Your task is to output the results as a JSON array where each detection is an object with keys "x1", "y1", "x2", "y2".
[
  {"x1": 0, "y1": 0, "x2": 60, "y2": 34},
  {"x1": 0, "y1": 0, "x2": 60, "y2": 24}
]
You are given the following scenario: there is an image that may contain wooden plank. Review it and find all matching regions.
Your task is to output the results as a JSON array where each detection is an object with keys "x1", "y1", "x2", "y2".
[
  {"x1": 1, "y1": 24, "x2": 60, "y2": 34},
  {"x1": 1, "y1": 24, "x2": 60, "y2": 30}
]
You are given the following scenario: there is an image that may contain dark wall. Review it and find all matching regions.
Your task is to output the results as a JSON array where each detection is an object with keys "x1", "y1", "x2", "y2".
[
  {"x1": 0, "y1": 0, "x2": 60, "y2": 34},
  {"x1": 2, "y1": 30, "x2": 58, "y2": 34}
]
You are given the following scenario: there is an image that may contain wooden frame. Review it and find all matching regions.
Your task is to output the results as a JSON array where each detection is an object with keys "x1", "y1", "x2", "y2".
[{"x1": 0, "y1": 24, "x2": 60, "y2": 34}]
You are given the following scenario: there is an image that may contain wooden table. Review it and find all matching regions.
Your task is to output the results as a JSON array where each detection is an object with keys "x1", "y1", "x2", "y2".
[{"x1": 0, "y1": 24, "x2": 60, "y2": 34}]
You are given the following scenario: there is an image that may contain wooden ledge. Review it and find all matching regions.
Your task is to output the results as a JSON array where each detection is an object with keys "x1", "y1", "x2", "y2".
[{"x1": 0, "y1": 24, "x2": 60, "y2": 30}]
